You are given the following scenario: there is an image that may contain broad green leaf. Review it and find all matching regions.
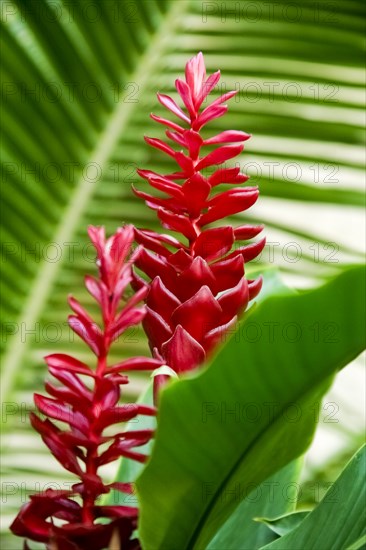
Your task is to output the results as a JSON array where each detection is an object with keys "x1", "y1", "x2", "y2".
[
  {"x1": 207, "y1": 459, "x2": 303, "y2": 549},
  {"x1": 255, "y1": 510, "x2": 310, "y2": 537},
  {"x1": 136, "y1": 266, "x2": 366, "y2": 550},
  {"x1": 261, "y1": 444, "x2": 366, "y2": 550},
  {"x1": 346, "y1": 534, "x2": 366, "y2": 550}
]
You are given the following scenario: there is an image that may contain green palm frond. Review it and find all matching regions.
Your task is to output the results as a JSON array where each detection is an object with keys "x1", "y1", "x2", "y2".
[{"x1": 1, "y1": 0, "x2": 365, "y2": 546}]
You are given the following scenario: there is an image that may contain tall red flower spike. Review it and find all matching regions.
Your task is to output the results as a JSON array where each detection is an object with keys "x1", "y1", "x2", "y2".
[
  {"x1": 133, "y1": 52, "x2": 265, "y2": 392},
  {"x1": 10, "y1": 226, "x2": 160, "y2": 550}
]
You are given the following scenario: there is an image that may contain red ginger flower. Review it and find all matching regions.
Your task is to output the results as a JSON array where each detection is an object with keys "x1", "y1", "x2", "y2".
[
  {"x1": 11, "y1": 225, "x2": 160, "y2": 550},
  {"x1": 133, "y1": 52, "x2": 265, "y2": 385}
]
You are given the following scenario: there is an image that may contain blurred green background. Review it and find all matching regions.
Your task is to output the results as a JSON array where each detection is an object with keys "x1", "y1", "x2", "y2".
[{"x1": 0, "y1": 0, "x2": 365, "y2": 547}]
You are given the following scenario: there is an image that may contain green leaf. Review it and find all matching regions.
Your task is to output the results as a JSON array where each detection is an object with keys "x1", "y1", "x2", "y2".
[
  {"x1": 207, "y1": 459, "x2": 303, "y2": 549},
  {"x1": 255, "y1": 510, "x2": 310, "y2": 537},
  {"x1": 260, "y1": 444, "x2": 366, "y2": 550},
  {"x1": 346, "y1": 534, "x2": 366, "y2": 550},
  {"x1": 136, "y1": 266, "x2": 366, "y2": 550}
]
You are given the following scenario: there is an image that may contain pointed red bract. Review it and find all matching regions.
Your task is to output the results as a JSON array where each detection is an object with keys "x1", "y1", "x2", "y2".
[
  {"x1": 134, "y1": 52, "x2": 265, "y2": 386},
  {"x1": 11, "y1": 226, "x2": 157, "y2": 549},
  {"x1": 13, "y1": 53, "x2": 266, "y2": 549},
  {"x1": 162, "y1": 326, "x2": 206, "y2": 373}
]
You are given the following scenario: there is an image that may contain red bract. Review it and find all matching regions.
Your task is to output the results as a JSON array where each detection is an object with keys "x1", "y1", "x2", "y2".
[
  {"x1": 12, "y1": 53, "x2": 266, "y2": 548},
  {"x1": 11, "y1": 226, "x2": 159, "y2": 550},
  {"x1": 133, "y1": 53, "x2": 265, "y2": 390}
]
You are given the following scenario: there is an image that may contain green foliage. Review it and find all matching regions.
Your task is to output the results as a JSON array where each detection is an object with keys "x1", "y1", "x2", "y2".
[
  {"x1": 136, "y1": 266, "x2": 366, "y2": 549},
  {"x1": 207, "y1": 460, "x2": 304, "y2": 549},
  {"x1": 255, "y1": 511, "x2": 310, "y2": 537},
  {"x1": 261, "y1": 444, "x2": 366, "y2": 550},
  {"x1": 346, "y1": 535, "x2": 366, "y2": 550}
]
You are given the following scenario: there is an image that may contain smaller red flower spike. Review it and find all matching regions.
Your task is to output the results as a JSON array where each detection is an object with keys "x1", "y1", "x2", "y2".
[
  {"x1": 134, "y1": 52, "x2": 265, "y2": 392},
  {"x1": 11, "y1": 225, "x2": 160, "y2": 550}
]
